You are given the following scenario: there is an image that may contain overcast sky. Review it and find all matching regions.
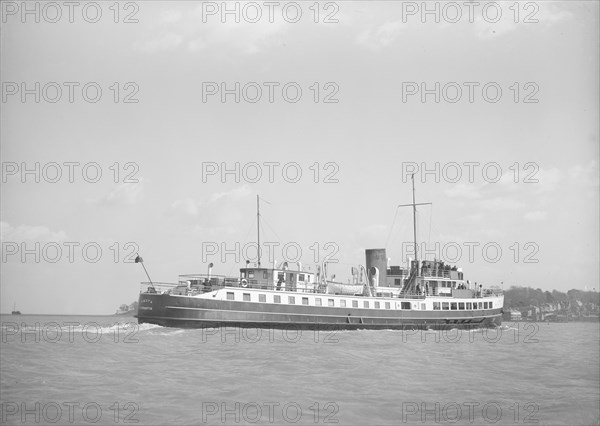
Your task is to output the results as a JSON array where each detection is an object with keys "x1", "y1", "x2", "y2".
[{"x1": 1, "y1": 1, "x2": 598, "y2": 314}]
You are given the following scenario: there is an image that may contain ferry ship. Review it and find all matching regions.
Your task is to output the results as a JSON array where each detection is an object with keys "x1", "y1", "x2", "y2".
[{"x1": 136, "y1": 179, "x2": 504, "y2": 330}]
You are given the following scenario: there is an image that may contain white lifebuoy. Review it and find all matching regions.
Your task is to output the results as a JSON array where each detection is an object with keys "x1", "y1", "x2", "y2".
[{"x1": 241, "y1": 279, "x2": 248, "y2": 288}]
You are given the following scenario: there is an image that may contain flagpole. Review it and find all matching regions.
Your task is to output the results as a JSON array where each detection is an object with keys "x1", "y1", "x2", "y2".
[{"x1": 135, "y1": 254, "x2": 154, "y2": 287}]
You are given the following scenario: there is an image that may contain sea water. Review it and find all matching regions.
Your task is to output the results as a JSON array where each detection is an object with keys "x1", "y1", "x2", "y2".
[{"x1": 1, "y1": 315, "x2": 598, "y2": 425}]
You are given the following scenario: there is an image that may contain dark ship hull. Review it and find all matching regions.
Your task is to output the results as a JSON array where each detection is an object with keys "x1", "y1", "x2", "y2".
[{"x1": 137, "y1": 290, "x2": 503, "y2": 330}]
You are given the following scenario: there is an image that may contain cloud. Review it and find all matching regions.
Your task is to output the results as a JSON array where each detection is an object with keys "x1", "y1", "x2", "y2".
[
  {"x1": 533, "y1": 167, "x2": 562, "y2": 193},
  {"x1": 479, "y1": 197, "x2": 524, "y2": 211},
  {"x1": 168, "y1": 185, "x2": 253, "y2": 235},
  {"x1": 135, "y1": 32, "x2": 184, "y2": 53},
  {"x1": 568, "y1": 161, "x2": 598, "y2": 186},
  {"x1": 170, "y1": 198, "x2": 200, "y2": 216},
  {"x1": 133, "y1": 4, "x2": 289, "y2": 55},
  {"x1": 474, "y1": 2, "x2": 571, "y2": 40},
  {"x1": 356, "y1": 20, "x2": 403, "y2": 50},
  {"x1": 473, "y1": 13, "x2": 519, "y2": 40},
  {"x1": 94, "y1": 180, "x2": 145, "y2": 206},
  {"x1": 170, "y1": 185, "x2": 253, "y2": 216},
  {"x1": 208, "y1": 185, "x2": 252, "y2": 203},
  {"x1": 1, "y1": 221, "x2": 67, "y2": 242},
  {"x1": 515, "y1": 162, "x2": 597, "y2": 196},
  {"x1": 538, "y1": 3, "x2": 573, "y2": 26}
]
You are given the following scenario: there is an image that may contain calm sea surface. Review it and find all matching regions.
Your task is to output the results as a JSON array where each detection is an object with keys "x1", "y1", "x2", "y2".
[{"x1": 1, "y1": 315, "x2": 598, "y2": 426}]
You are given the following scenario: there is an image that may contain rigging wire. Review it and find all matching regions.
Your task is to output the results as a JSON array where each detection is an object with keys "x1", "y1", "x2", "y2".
[
  {"x1": 259, "y1": 215, "x2": 283, "y2": 246},
  {"x1": 428, "y1": 204, "x2": 433, "y2": 261},
  {"x1": 226, "y1": 216, "x2": 256, "y2": 277},
  {"x1": 385, "y1": 206, "x2": 400, "y2": 249}
]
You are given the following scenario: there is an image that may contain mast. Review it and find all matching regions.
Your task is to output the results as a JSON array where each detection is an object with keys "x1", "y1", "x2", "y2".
[
  {"x1": 257, "y1": 195, "x2": 261, "y2": 267},
  {"x1": 398, "y1": 174, "x2": 431, "y2": 277},
  {"x1": 411, "y1": 174, "x2": 418, "y2": 268}
]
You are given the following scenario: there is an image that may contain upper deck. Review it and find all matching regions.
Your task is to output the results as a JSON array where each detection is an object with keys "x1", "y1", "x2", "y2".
[{"x1": 138, "y1": 272, "x2": 503, "y2": 301}]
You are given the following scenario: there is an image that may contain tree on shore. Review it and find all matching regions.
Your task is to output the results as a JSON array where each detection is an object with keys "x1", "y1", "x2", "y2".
[{"x1": 504, "y1": 286, "x2": 599, "y2": 310}]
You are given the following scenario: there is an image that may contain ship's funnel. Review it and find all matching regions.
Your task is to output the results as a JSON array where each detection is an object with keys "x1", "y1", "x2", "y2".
[{"x1": 365, "y1": 249, "x2": 387, "y2": 287}]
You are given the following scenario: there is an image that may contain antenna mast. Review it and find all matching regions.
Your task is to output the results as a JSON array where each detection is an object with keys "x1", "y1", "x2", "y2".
[
  {"x1": 411, "y1": 174, "x2": 418, "y2": 266},
  {"x1": 398, "y1": 174, "x2": 432, "y2": 274},
  {"x1": 257, "y1": 195, "x2": 261, "y2": 267}
]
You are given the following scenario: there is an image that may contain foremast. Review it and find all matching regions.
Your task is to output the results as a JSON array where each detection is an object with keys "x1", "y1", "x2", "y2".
[{"x1": 397, "y1": 174, "x2": 431, "y2": 293}]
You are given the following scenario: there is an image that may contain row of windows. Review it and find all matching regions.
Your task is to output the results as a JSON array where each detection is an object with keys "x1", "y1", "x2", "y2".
[
  {"x1": 432, "y1": 301, "x2": 493, "y2": 310},
  {"x1": 243, "y1": 271, "x2": 312, "y2": 282},
  {"x1": 426, "y1": 281, "x2": 458, "y2": 288},
  {"x1": 227, "y1": 292, "x2": 494, "y2": 311},
  {"x1": 225, "y1": 292, "x2": 495, "y2": 310},
  {"x1": 227, "y1": 292, "x2": 398, "y2": 309}
]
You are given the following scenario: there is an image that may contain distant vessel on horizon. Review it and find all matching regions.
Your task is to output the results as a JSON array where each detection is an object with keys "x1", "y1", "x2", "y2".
[{"x1": 11, "y1": 302, "x2": 21, "y2": 315}]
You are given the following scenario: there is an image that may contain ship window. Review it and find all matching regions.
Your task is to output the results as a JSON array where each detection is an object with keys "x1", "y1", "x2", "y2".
[
  {"x1": 363, "y1": 301, "x2": 369, "y2": 308},
  {"x1": 489, "y1": 302, "x2": 493, "y2": 309},
  {"x1": 451, "y1": 281, "x2": 456, "y2": 288},
  {"x1": 263, "y1": 271, "x2": 268, "y2": 279},
  {"x1": 421, "y1": 303, "x2": 426, "y2": 310},
  {"x1": 328, "y1": 299, "x2": 334, "y2": 307},
  {"x1": 401, "y1": 302, "x2": 411, "y2": 310},
  {"x1": 442, "y1": 302, "x2": 449, "y2": 310},
  {"x1": 248, "y1": 272, "x2": 255, "y2": 279},
  {"x1": 243, "y1": 293, "x2": 251, "y2": 302},
  {"x1": 433, "y1": 302, "x2": 441, "y2": 310},
  {"x1": 241, "y1": 272, "x2": 246, "y2": 278},
  {"x1": 299, "y1": 274, "x2": 305, "y2": 282},
  {"x1": 352, "y1": 300, "x2": 358, "y2": 308},
  {"x1": 288, "y1": 296, "x2": 295, "y2": 304},
  {"x1": 451, "y1": 303, "x2": 457, "y2": 310},
  {"x1": 340, "y1": 299, "x2": 346, "y2": 307},
  {"x1": 466, "y1": 302, "x2": 472, "y2": 310},
  {"x1": 459, "y1": 302, "x2": 465, "y2": 310},
  {"x1": 226, "y1": 292, "x2": 235, "y2": 300},
  {"x1": 274, "y1": 295, "x2": 281, "y2": 303},
  {"x1": 375, "y1": 301, "x2": 380, "y2": 309},
  {"x1": 302, "y1": 297, "x2": 309, "y2": 305},
  {"x1": 385, "y1": 302, "x2": 391, "y2": 309},
  {"x1": 259, "y1": 294, "x2": 266, "y2": 303},
  {"x1": 395, "y1": 278, "x2": 401, "y2": 286},
  {"x1": 478, "y1": 302, "x2": 482, "y2": 309},
  {"x1": 484, "y1": 302, "x2": 488, "y2": 309},
  {"x1": 315, "y1": 298, "x2": 322, "y2": 306}
]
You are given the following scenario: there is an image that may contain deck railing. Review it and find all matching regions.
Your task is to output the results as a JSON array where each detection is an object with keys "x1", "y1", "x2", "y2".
[
  {"x1": 139, "y1": 279, "x2": 329, "y2": 295},
  {"x1": 139, "y1": 278, "x2": 503, "y2": 298},
  {"x1": 139, "y1": 282, "x2": 178, "y2": 294}
]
